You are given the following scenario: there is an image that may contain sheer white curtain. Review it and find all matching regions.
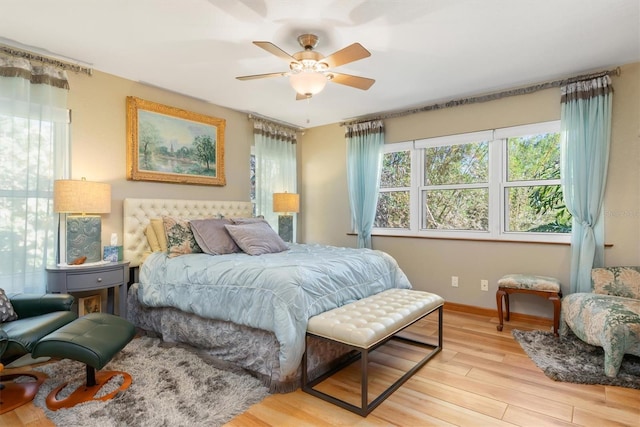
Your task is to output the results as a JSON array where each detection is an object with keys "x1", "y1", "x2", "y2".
[
  {"x1": 0, "y1": 56, "x2": 70, "y2": 293},
  {"x1": 253, "y1": 120, "x2": 297, "y2": 237}
]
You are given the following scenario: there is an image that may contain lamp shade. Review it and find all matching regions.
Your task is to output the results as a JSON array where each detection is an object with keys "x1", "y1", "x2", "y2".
[
  {"x1": 273, "y1": 192, "x2": 300, "y2": 214},
  {"x1": 54, "y1": 179, "x2": 111, "y2": 214},
  {"x1": 289, "y1": 71, "x2": 327, "y2": 96}
]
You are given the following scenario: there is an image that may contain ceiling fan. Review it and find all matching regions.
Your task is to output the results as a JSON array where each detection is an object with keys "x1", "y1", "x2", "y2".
[{"x1": 236, "y1": 34, "x2": 375, "y2": 100}]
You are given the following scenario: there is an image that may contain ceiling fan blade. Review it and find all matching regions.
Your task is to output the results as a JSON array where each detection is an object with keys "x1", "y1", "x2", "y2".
[
  {"x1": 236, "y1": 72, "x2": 286, "y2": 81},
  {"x1": 322, "y1": 43, "x2": 371, "y2": 68},
  {"x1": 253, "y1": 41, "x2": 297, "y2": 63},
  {"x1": 329, "y1": 72, "x2": 375, "y2": 90}
]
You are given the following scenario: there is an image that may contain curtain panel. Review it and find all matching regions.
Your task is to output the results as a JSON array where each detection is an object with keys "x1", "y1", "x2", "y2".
[
  {"x1": 253, "y1": 120, "x2": 297, "y2": 237},
  {"x1": 345, "y1": 120, "x2": 384, "y2": 249},
  {"x1": 560, "y1": 75, "x2": 613, "y2": 293},
  {"x1": 0, "y1": 56, "x2": 70, "y2": 293}
]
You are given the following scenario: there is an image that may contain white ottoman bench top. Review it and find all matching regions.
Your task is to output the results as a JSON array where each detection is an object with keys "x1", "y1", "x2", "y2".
[{"x1": 307, "y1": 288, "x2": 444, "y2": 349}]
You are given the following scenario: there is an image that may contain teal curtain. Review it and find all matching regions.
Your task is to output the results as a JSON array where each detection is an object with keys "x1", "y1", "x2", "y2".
[
  {"x1": 560, "y1": 75, "x2": 613, "y2": 293},
  {"x1": 0, "y1": 56, "x2": 70, "y2": 293},
  {"x1": 254, "y1": 120, "x2": 297, "y2": 237},
  {"x1": 346, "y1": 120, "x2": 384, "y2": 248}
]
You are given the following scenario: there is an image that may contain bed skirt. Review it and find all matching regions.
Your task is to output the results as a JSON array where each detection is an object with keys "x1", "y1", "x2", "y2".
[{"x1": 127, "y1": 283, "x2": 352, "y2": 393}]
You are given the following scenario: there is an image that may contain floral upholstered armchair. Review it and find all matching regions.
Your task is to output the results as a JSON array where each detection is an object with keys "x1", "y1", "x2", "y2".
[{"x1": 559, "y1": 266, "x2": 640, "y2": 377}]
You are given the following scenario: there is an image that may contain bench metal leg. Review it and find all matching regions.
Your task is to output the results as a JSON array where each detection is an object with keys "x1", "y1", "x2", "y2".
[{"x1": 303, "y1": 305, "x2": 443, "y2": 417}]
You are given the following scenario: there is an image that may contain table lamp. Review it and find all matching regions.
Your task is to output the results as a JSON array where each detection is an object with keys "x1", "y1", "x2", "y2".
[
  {"x1": 273, "y1": 192, "x2": 299, "y2": 243},
  {"x1": 54, "y1": 178, "x2": 111, "y2": 264}
]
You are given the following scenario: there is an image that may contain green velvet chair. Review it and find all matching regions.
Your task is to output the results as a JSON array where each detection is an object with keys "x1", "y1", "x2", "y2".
[{"x1": 1, "y1": 292, "x2": 77, "y2": 414}]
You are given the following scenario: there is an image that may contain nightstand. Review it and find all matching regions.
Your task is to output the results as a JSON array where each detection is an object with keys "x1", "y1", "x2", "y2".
[{"x1": 46, "y1": 261, "x2": 130, "y2": 317}]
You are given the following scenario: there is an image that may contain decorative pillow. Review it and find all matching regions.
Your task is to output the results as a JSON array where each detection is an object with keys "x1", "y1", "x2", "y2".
[
  {"x1": 190, "y1": 218, "x2": 240, "y2": 255},
  {"x1": 151, "y1": 218, "x2": 168, "y2": 252},
  {"x1": 0, "y1": 288, "x2": 17, "y2": 322},
  {"x1": 224, "y1": 222, "x2": 288, "y2": 256},
  {"x1": 591, "y1": 266, "x2": 640, "y2": 299},
  {"x1": 145, "y1": 223, "x2": 162, "y2": 252},
  {"x1": 163, "y1": 216, "x2": 202, "y2": 257}
]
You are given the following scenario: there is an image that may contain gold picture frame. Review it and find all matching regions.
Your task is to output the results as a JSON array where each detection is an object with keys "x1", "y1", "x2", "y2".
[
  {"x1": 78, "y1": 295, "x2": 101, "y2": 316},
  {"x1": 126, "y1": 96, "x2": 226, "y2": 186}
]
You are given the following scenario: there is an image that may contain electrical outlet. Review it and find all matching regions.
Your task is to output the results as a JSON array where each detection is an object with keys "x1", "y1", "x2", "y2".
[
  {"x1": 451, "y1": 276, "x2": 459, "y2": 287},
  {"x1": 481, "y1": 279, "x2": 489, "y2": 291}
]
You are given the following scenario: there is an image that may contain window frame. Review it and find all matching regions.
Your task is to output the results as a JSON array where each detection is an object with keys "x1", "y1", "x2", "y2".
[
  {"x1": 376, "y1": 141, "x2": 418, "y2": 236},
  {"x1": 373, "y1": 120, "x2": 571, "y2": 243}
]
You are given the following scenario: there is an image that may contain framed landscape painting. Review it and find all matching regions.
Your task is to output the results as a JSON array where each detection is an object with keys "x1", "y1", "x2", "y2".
[{"x1": 126, "y1": 96, "x2": 226, "y2": 186}]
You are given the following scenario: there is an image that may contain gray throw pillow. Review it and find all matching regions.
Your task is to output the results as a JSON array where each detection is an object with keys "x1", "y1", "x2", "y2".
[
  {"x1": 190, "y1": 218, "x2": 240, "y2": 255},
  {"x1": 0, "y1": 288, "x2": 18, "y2": 322},
  {"x1": 224, "y1": 221, "x2": 288, "y2": 256}
]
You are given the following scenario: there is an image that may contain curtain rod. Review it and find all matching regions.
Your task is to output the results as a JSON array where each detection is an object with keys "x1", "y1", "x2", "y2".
[
  {"x1": 341, "y1": 67, "x2": 621, "y2": 126},
  {"x1": 0, "y1": 44, "x2": 93, "y2": 76},
  {"x1": 247, "y1": 113, "x2": 304, "y2": 133}
]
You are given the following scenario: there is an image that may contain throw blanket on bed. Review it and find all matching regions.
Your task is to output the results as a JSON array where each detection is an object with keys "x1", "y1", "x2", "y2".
[{"x1": 137, "y1": 243, "x2": 412, "y2": 378}]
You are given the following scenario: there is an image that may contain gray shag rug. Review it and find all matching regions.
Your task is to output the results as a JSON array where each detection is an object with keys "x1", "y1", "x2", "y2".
[
  {"x1": 31, "y1": 336, "x2": 269, "y2": 426},
  {"x1": 512, "y1": 329, "x2": 640, "y2": 389}
]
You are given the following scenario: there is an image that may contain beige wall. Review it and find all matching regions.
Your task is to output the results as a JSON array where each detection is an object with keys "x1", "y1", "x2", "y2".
[
  {"x1": 299, "y1": 62, "x2": 640, "y2": 318},
  {"x1": 67, "y1": 71, "x2": 255, "y2": 246},
  {"x1": 66, "y1": 63, "x2": 639, "y2": 319}
]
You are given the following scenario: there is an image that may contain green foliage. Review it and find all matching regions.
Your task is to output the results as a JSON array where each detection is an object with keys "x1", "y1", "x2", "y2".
[
  {"x1": 376, "y1": 131, "x2": 572, "y2": 233},
  {"x1": 381, "y1": 151, "x2": 410, "y2": 187},
  {"x1": 193, "y1": 135, "x2": 216, "y2": 171},
  {"x1": 425, "y1": 188, "x2": 488, "y2": 230},
  {"x1": 425, "y1": 141, "x2": 488, "y2": 185},
  {"x1": 377, "y1": 151, "x2": 411, "y2": 228},
  {"x1": 138, "y1": 120, "x2": 161, "y2": 169},
  {"x1": 375, "y1": 191, "x2": 410, "y2": 228},
  {"x1": 507, "y1": 133, "x2": 560, "y2": 181},
  {"x1": 423, "y1": 141, "x2": 489, "y2": 230}
]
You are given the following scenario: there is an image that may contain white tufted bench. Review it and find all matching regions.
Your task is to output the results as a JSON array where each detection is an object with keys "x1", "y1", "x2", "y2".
[{"x1": 302, "y1": 288, "x2": 444, "y2": 416}]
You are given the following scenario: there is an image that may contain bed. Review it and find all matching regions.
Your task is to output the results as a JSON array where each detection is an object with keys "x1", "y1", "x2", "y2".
[{"x1": 123, "y1": 198, "x2": 412, "y2": 392}]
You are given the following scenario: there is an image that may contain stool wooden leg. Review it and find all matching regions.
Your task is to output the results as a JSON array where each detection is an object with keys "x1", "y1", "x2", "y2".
[
  {"x1": 549, "y1": 293, "x2": 561, "y2": 336},
  {"x1": 504, "y1": 292, "x2": 511, "y2": 321},
  {"x1": 496, "y1": 289, "x2": 506, "y2": 331}
]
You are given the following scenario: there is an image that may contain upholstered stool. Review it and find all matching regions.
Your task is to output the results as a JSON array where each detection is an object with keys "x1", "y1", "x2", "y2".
[
  {"x1": 496, "y1": 274, "x2": 562, "y2": 336},
  {"x1": 32, "y1": 312, "x2": 136, "y2": 410}
]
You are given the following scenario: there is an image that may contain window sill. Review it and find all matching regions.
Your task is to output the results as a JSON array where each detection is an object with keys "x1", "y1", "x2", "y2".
[{"x1": 347, "y1": 232, "x2": 613, "y2": 247}]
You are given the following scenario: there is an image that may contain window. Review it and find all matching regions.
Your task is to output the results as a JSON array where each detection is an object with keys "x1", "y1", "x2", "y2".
[
  {"x1": 0, "y1": 111, "x2": 69, "y2": 292},
  {"x1": 375, "y1": 141, "x2": 413, "y2": 230},
  {"x1": 374, "y1": 121, "x2": 570, "y2": 242}
]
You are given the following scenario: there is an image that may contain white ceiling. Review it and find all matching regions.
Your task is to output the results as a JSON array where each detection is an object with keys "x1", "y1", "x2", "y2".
[{"x1": 1, "y1": 0, "x2": 639, "y2": 128}]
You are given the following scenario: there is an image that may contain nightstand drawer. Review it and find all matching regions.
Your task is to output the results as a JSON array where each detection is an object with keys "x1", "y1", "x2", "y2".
[{"x1": 66, "y1": 269, "x2": 124, "y2": 290}]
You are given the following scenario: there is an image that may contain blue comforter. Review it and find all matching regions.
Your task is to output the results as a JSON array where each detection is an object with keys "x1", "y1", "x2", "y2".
[{"x1": 138, "y1": 243, "x2": 412, "y2": 378}]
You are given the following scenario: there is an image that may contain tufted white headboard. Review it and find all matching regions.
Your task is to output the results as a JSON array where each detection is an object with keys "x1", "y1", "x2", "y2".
[{"x1": 123, "y1": 198, "x2": 254, "y2": 267}]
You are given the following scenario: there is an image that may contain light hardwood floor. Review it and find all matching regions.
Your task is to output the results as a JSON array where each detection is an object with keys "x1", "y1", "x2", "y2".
[{"x1": 2, "y1": 308, "x2": 639, "y2": 426}]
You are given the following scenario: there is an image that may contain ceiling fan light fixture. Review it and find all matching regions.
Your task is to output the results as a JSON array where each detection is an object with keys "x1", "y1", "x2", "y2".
[
  {"x1": 289, "y1": 71, "x2": 327, "y2": 96},
  {"x1": 237, "y1": 34, "x2": 375, "y2": 98}
]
